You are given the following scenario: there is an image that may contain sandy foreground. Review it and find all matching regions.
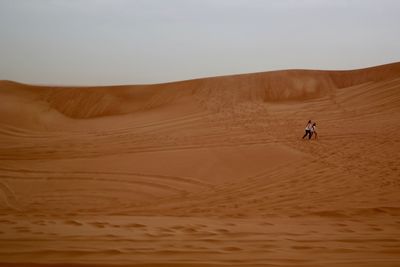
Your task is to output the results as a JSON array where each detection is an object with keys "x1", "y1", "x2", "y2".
[{"x1": 1, "y1": 63, "x2": 400, "y2": 266}]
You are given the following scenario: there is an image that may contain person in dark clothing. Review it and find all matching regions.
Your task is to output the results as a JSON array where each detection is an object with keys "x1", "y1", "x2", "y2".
[{"x1": 310, "y1": 122, "x2": 317, "y2": 139}]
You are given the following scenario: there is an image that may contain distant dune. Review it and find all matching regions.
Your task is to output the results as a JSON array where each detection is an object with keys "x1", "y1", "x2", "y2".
[
  {"x1": 2, "y1": 62, "x2": 400, "y2": 120},
  {"x1": 1, "y1": 62, "x2": 400, "y2": 266}
]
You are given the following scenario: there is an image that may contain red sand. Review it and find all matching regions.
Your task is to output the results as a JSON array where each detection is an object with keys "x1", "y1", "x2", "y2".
[{"x1": 1, "y1": 62, "x2": 400, "y2": 266}]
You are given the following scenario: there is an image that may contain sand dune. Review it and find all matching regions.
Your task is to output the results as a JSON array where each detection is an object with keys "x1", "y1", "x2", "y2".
[{"x1": 0, "y1": 62, "x2": 400, "y2": 266}]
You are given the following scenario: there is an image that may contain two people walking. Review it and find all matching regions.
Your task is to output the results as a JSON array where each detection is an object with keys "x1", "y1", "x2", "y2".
[{"x1": 302, "y1": 120, "x2": 317, "y2": 140}]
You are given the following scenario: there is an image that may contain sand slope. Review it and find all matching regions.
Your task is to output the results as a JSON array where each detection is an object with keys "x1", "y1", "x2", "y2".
[{"x1": 0, "y1": 62, "x2": 400, "y2": 266}]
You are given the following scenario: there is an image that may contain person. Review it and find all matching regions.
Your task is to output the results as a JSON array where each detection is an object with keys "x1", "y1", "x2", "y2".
[
  {"x1": 311, "y1": 122, "x2": 317, "y2": 139},
  {"x1": 302, "y1": 120, "x2": 312, "y2": 139}
]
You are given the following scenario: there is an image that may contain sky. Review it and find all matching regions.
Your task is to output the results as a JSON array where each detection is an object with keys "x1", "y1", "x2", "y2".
[{"x1": 0, "y1": 0, "x2": 399, "y2": 85}]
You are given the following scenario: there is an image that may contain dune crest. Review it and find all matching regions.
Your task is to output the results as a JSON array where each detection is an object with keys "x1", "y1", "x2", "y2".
[{"x1": 1, "y1": 62, "x2": 400, "y2": 120}]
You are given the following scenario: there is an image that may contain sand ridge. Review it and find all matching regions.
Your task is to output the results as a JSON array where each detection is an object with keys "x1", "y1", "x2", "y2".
[
  {"x1": 2, "y1": 62, "x2": 400, "y2": 120},
  {"x1": 0, "y1": 62, "x2": 400, "y2": 266}
]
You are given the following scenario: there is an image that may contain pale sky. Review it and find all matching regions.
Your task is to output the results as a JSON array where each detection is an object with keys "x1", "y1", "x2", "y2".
[{"x1": 0, "y1": 0, "x2": 399, "y2": 85}]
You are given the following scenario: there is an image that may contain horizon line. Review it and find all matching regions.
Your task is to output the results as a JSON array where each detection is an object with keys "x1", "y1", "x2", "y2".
[{"x1": 1, "y1": 60, "x2": 399, "y2": 88}]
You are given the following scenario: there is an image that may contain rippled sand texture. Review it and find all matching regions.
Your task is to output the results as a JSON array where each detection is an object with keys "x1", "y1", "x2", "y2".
[{"x1": 1, "y1": 63, "x2": 400, "y2": 267}]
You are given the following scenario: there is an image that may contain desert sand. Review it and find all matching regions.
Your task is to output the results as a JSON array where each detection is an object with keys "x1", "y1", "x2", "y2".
[{"x1": 1, "y1": 62, "x2": 400, "y2": 267}]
